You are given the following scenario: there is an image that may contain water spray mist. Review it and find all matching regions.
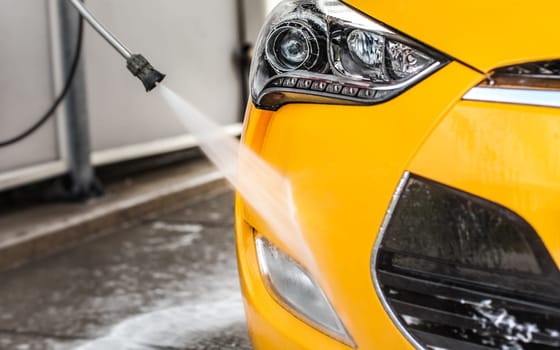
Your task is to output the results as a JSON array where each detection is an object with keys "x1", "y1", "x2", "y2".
[{"x1": 66, "y1": 0, "x2": 316, "y2": 271}]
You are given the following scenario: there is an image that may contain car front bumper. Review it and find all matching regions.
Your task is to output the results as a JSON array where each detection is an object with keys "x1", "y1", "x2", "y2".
[{"x1": 235, "y1": 60, "x2": 560, "y2": 349}]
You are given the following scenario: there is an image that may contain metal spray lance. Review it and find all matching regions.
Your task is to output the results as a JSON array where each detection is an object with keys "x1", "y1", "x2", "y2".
[{"x1": 66, "y1": 0, "x2": 166, "y2": 92}]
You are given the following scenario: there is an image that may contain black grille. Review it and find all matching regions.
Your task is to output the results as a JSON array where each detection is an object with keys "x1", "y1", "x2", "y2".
[{"x1": 373, "y1": 174, "x2": 560, "y2": 350}]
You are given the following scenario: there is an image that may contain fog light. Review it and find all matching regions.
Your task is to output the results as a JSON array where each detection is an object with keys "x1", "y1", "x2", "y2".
[{"x1": 255, "y1": 236, "x2": 354, "y2": 347}]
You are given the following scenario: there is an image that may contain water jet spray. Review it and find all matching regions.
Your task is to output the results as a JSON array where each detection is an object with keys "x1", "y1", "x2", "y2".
[
  {"x1": 67, "y1": 0, "x2": 165, "y2": 92},
  {"x1": 67, "y1": 0, "x2": 314, "y2": 275}
]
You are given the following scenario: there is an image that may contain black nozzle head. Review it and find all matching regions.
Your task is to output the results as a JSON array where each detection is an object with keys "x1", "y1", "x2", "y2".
[{"x1": 126, "y1": 54, "x2": 166, "y2": 92}]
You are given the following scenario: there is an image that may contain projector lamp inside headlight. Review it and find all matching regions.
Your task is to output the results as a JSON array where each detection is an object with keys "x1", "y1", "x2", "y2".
[
  {"x1": 255, "y1": 236, "x2": 354, "y2": 347},
  {"x1": 250, "y1": 0, "x2": 448, "y2": 110},
  {"x1": 266, "y1": 21, "x2": 320, "y2": 72}
]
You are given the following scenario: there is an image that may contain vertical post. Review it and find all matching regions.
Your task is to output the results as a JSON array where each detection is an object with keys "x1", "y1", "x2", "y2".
[
  {"x1": 235, "y1": 0, "x2": 250, "y2": 122},
  {"x1": 58, "y1": 0, "x2": 102, "y2": 199}
]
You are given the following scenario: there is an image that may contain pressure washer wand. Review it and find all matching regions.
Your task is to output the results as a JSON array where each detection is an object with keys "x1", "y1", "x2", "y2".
[{"x1": 66, "y1": 0, "x2": 165, "y2": 92}]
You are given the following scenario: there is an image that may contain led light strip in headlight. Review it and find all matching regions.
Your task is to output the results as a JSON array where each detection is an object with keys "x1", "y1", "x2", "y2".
[
  {"x1": 464, "y1": 60, "x2": 560, "y2": 108},
  {"x1": 250, "y1": 0, "x2": 449, "y2": 110}
]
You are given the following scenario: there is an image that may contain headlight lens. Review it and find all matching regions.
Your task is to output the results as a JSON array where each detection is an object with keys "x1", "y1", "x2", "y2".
[
  {"x1": 255, "y1": 236, "x2": 354, "y2": 346},
  {"x1": 250, "y1": 0, "x2": 448, "y2": 110},
  {"x1": 467, "y1": 60, "x2": 560, "y2": 91},
  {"x1": 463, "y1": 60, "x2": 560, "y2": 108},
  {"x1": 490, "y1": 60, "x2": 560, "y2": 89}
]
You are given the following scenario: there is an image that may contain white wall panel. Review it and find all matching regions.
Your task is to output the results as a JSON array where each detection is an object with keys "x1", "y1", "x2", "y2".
[
  {"x1": 265, "y1": 0, "x2": 283, "y2": 13},
  {"x1": 0, "y1": 0, "x2": 60, "y2": 173},
  {"x1": 0, "y1": 0, "x2": 271, "y2": 190},
  {"x1": 83, "y1": 1, "x2": 244, "y2": 153}
]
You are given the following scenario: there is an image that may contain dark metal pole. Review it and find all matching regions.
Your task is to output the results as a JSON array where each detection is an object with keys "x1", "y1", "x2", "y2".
[
  {"x1": 58, "y1": 0, "x2": 102, "y2": 200},
  {"x1": 235, "y1": 0, "x2": 251, "y2": 122}
]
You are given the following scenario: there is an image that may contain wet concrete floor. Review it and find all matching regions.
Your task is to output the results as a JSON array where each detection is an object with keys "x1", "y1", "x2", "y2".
[{"x1": 0, "y1": 187, "x2": 252, "y2": 350}]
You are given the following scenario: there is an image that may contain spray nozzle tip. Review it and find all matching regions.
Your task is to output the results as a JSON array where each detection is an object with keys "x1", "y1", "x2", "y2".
[
  {"x1": 140, "y1": 68, "x2": 166, "y2": 92},
  {"x1": 126, "y1": 54, "x2": 166, "y2": 92}
]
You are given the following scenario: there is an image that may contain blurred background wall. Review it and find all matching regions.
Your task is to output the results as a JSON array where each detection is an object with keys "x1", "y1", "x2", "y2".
[
  {"x1": 265, "y1": 0, "x2": 282, "y2": 12},
  {"x1": 0, "y1": 0, "x2": 273, "y2": 194}
]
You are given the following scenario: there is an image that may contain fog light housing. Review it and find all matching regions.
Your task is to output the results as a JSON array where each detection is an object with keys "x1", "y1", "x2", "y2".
[{"x1": 255, "y1": 236, "x2": 354, "y2": 347}]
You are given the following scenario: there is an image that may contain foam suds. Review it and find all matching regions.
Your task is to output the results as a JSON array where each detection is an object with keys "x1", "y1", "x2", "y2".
[
  {"x1": 152, "y1": 222, "x2": 204, "y2": 234},
  {"x1": 158, "y1": 85, "x2": 315, "y2": 270},
  {"x1": 74, "y1": 292, "x2": 245, "y2": 350}
]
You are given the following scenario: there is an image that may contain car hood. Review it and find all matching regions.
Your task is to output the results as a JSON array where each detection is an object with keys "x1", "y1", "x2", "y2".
[{"x1": 344, "y1": 0, "x2": 560, "y2": 73}]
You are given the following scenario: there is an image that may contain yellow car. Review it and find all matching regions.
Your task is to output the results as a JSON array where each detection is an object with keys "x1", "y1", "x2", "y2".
[{"x1": 235, "y1": 0, "x2": 560, "y2": 349}]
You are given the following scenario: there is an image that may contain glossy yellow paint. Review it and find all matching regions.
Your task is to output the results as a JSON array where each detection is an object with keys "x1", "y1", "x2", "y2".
[
  {"x1": 343, "y1": 0, "x2": 560, "y2": 72},
  {"x1": 236, "y1": 62, "x2": 484, "y2": 349},
  {"x1": 238, "y1": 95, "x2": 560, "y2": 349},
  {"x1": 236, "y1": 3, "x2": 560, "y2": 348},
  {"x1": 409, "y1": 101, "x2": 560, "y2": 267}
]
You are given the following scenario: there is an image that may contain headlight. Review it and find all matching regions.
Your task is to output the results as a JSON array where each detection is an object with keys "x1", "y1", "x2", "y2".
[
  {"x1": 255, "y1": 236, "x2": 354, "y2": 347},
  {"x1": 489, "y1": 60, "x2": 560, "y2": 89},
  {"x1": 250, "y1": 0, "x2": 448, "y2": 110},
  {"x1": 463, "y1": 60, "x2": 560, "y2": 109}
]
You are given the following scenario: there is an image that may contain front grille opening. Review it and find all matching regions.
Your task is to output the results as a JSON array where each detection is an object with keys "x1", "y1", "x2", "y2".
[{"x1": 372, "y1": 173, "x2": 560, "y2": 350}]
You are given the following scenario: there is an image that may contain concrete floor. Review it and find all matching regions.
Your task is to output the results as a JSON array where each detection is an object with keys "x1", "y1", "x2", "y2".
[{"x1": 0, "y1": 187, "x2": 252, "y2": 350}]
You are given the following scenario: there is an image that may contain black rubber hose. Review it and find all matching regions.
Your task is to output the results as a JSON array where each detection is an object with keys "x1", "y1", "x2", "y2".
[{"x1": 0, "y1": 12, "x2": 84, "y2": 148}]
